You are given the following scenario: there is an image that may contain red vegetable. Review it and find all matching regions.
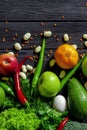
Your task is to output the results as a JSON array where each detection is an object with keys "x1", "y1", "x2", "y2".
[
  {"x1": 57, "y1": 116, "x2": 69, "y2": 130},
  {"x1": 14, "y1": 56, "x2": 33, "y2": 106}
]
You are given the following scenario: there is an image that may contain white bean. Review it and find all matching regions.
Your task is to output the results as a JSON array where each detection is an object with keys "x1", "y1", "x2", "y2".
[
  {"x1": 44, "y1": 31, "x2": 52, "y2": 37},
  {"x1": 35, "y1": 46, "x2": 41, "y2": 53},
  {"x1": 83, "y1": 34, "x2": 87, "y2": 40},
  {"x1": 32, "y1": 67, "x2": 36, "y2": 73},
  {"x1": 84, "y1": 41, "x2": 87, "y2": 47},
  {"x1": 14, "y1": 43, "x2": 22, "y2": 51},
  {"x1": 26, "y1": 64, "x2": 33, "y2": 71},
  {"x1": 22, "y1": 65, "x2": 27, "y2": 73},
  {"x1": 19, "y1": 72, "x2": 27, "y2": 79},
  {"x1": 8, "y1": 52, "x2": 14, "y2": 55},
  {"x1": 63, "y1": 33, "x2": 69, "y2": 42},
  {"x1": 23, "y1": 32, "x2": 31, "y2": 40},
  {"x1": 72, "y1": 44, "x2": 78, "y2": 49}
]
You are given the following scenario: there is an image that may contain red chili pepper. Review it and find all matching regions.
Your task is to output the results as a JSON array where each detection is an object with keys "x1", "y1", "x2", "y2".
[
  {"x1": 56, "y1": 116, "x2": 69, "y2": 130},
  {"x1": 14, "y1": 56, "x2": 33, "y2": 106}
]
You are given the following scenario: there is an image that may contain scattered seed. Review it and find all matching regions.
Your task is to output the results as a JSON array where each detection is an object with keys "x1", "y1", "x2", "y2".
[
  {"x1": 14, "y1": 33, "x2": 18, "y2": 37},
  {"x1": 32, "y1": 67, "x2": 36, "y2": 73},
  {"x1": 8, "y1": 52, "x2": 14, "y2": 55},
  {"x1": 56, "y1": 38, "x2": 60, "y2": 41},
  {"x1": 80, "y1": 38, "x2": 83, "y2": 41},
  {"x1": 35, "y1": 46, "x2": 41, "y2": 53},
  {"x1": 53, "y1": 34, "x2": 57, "y2": 38},
  {"x1": 19, "y1": 72, "x2": 27, "y2": 79},
  {"x1": 49, "y1": 49, "x2": 53, "y2": 54},
  {"x1": 63, "y1": 33, "x2": 69, "y2": 42},
  {"x1": 49, "y1": 59, "x2": 56, "y2": 67},
  {"x1": 30, "y1": 37, "x2": 33, "y2": 40},
  {"x1": 14, "y1": 42, "x2": 22, "y2": 51},
  {"x1": 5, "y1": 20, "x2": 8, "y2": 24},
  {"x1": 85, "y1": 3, "x2": 87, "y2": 6},
  {"x1": 23, "y1": 32, "x2": 31, "y2": 40},
  {"x1": 84, "y1": 41, "x2": 87, "y2": 47},
  {"x1": 61, "y1": 15, "x2": 65, "y2": 19},
  {"x1": 12, "y1": 37, "x2": 16, "y2": 41},
  {"x1": 44, "y1": 30, "x2": 52, "y2": 37},
  {"x1": 53, "y1": 23, "x2": 57, "y2": 27},
  {"x1": 2, "y1": 37, "x2": 6, "y2": 42},
  {"x1": 59, "y1": 70, "x2": 66, "y2": 79},
  {"x1": 72, "y1": 44, "x2": 78, "y2": 49},
  {"x1": 41, "y1": 22, "x2": 45, "y2": 26},
  {"x1": 24, "y1": 41, "x2": 29, "y2": 44},
  {"x1": 34, "y1": 34, "x2": 38, "y2": 37},
  {"x1": 5, "y1": 29, "x2": 8, "y2": 32},
  {"x1": 82, "y1": 34, "x2": 87, "y2": 40},
  {"x1": 26, "y1": 64, "x2": 33, "y2": 71},
  {"x1": 22, "y1": 65, "x2": 27, "y2": 73},
  {"x1": 40, "y1": 33, "x2": 43, "y2": 36}
]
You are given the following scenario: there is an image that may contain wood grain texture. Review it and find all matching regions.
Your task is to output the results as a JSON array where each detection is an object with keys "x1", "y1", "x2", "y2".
[
  {"x1": 0, "y1": 21, "x2": 86, "y2": 48},
  {"x1": 0, "y1": 0, "x2": 87, "y2": 21}
]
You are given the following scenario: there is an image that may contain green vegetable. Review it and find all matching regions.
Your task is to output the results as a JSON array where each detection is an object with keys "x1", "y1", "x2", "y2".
[
  {"x1": 0, "y1": 108, "x2": 40, "y2": 130},
  {"x1": 59, "y1": 53, "x2": 87, "y2": 92},
  {"x1": 31, "y1": 98, "x2": 68, "y2": 130},
  {"x1": 63, "y1": 120, "x2": 87, "y2": 130},
  {"x1": 0, "y1": 87, "x2": 5, "y2": 108},
  {"x1": 31, "y1": 38, "x2": 46, "y2": 93},
  {"x1": 67, "y1": 77, "x2": 87, "y2": 121},
  {"x1": 81, "y1": 56, "x2": 87, "y2": 77},
  {"x1": 0, "y1": 81, "x2": 14, "y2": 97}
]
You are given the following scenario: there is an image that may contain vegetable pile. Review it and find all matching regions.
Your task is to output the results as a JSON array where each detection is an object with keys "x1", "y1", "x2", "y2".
[{"x1": 0, "y1": 32, "x2": 87, "y2": 130}]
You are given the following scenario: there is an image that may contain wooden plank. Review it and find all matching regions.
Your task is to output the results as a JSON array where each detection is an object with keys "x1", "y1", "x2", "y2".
[
  {"x1": 0, "y1": 21, "x2": 87, "y2": 49},
  {"x1": 0, "y1": 0, "x2": 87, "y2": 21}
]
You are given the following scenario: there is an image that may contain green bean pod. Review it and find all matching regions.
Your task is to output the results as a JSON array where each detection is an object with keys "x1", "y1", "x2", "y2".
[{"x1": 31, "y1": 38, "x2": 46, "y2": 90}]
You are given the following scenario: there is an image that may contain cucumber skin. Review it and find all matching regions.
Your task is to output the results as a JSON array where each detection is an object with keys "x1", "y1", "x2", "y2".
[{"x1": 67, "y1": 78, "x2": 87, "y2": 121}]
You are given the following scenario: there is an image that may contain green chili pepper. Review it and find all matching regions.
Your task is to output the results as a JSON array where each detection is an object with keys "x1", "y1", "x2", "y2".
[
  {"x1": 31, "y1": 38, "x2": 46, "y2": 93},
  {"x1": 59, "y1": 53, "x2": 87, "y2": 92},
  {"x1": 0, "y1": 81, "x2": 15, "y2": 97}
]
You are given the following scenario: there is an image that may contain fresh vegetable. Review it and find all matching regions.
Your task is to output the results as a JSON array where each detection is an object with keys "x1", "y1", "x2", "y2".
[
  {"x1": 31, "y1": 38, "x2": 46, "y2": 93},
  {"x1": 54, "y1": 44, "x2": 79, "y2": 69},
  {"x1": 53, "y1": 95, "x2": 67, "y2": 112},
  {"x1": 0, "y1": 81, "x2": 14, "y2": 97},
  {"x1": 38, "y1": 71, "x2": 60, "y2": 97},
  {"x1": 32, "y1": 98, "x2": 68, "y2": 130},
  {"x1": 63, "y1": 120, "x2": 87, "y2": 130},
  {"x1": 0, "y1": 53, "x2": 18, "y2": 75},
  {"x1": 14, "y1": 56, "x2": 33, "y2": 106},
  {"x1": 0, "y1": 87, "x2": 5, "y2": 108},
  {"x1": 67, "y1": 77, "x2": 87, "y2": 121},
  {"x1": 57, "y1": 116, "x2": 69, "y2": 130},
  {"x1": 0, "y1": 108, "x2": 40, "y2": 130},
  {"x1": 59, "y1": 53, "x2": 87, "y2": 92},
  {"x1": 81, "y1": 56, "x2": 87, "y2": 77}
]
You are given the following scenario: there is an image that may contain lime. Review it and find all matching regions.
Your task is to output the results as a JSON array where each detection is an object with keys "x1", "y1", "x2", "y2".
[
  {"x1": 81, "y1": 57, "x2": 87, "y2": 77},
  {"x1": 0, "y1": 87, "x2": 5, "y2": 107}
]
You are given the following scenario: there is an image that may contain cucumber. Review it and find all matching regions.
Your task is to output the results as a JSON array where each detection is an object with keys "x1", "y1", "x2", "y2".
[{"x1": 67, "y1": 77, "x2": 87, "y2": 121}]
